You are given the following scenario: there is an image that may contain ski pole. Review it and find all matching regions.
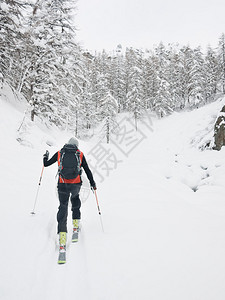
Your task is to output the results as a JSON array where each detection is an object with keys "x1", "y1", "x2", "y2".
[
  {"x1": 92, "y1": 189, "x2": 104, "y2": 232},
  {"x1": 31, "y1": 165, "x2": 44, "y2": 215}
]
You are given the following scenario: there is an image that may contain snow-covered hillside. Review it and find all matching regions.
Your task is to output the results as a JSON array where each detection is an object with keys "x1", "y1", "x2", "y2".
[{"x1": 1, "y1": 86, "x2": 225, "y2": 300}]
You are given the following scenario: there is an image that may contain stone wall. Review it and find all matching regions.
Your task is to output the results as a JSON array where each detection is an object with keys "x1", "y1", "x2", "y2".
[{"x1": 213, "y1": 105, "x2": 225, "y2": 150}]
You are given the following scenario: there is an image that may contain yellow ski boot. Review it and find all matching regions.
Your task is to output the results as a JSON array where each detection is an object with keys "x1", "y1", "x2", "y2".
[
  {"x1": 72, "y1": 219, "x2": 80, "y2": 243},
  {"x1": 58, "y1": 232, "x2": 66, "y2": 264}
]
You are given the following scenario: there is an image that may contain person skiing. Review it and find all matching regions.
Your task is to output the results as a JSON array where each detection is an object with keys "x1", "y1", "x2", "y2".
[{"x1": 43, "y1": 137, "x2": 96, "y2": 255}]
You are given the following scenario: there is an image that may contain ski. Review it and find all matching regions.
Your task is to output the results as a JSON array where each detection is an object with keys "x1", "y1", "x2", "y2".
[
  {"x1": 72, "y1": 228, "x2": 79, "y2": 243},
  {"x1": 57, "y1": 226, "x2": 80, "y2": 264},
  {"x1": 58, "y1": 245, "x2": 66, "y2": 264}
]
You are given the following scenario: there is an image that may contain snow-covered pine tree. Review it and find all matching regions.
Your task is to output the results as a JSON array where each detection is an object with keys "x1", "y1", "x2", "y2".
[
  {"x1": 143, "y1": 53, "x2": 159, "y2": 112},
  {"x1": 217, "y1": 33, "x2": 225, "y2": 94},
  {"x1": 85, "y1": 52, "x2": 102, "y2": 129},
  {"x1": 95, "y1": 70, "x2": 109, "y2": 122},
  {"x1": 203, "y1": 46, "x2": 220, "y2": 102},
  {"x1": 89, "y1": 50, "x2": 113, "y2": 126},
  {"x1": 0, "y1": 0, "x2": 27, "y2": 89},
  {"x1": 75, "y1": 78, "x2": 96, "y2": 138},
  {"x1": 108, "y1": 47, "x2": 126, "y2": 113},
  {"x1": 165, "y1": 45, "x2": 183, "y2": 110},
  {"x1": 188, "y1": 47, "x2": 205, "y2": 107},
  {"x1": 125, "y1": 48, "x2": 145, "y2": 128},
  {"x1": 179, "y1": 46, "x2": 196, "y2": 108},
  {"x1": 153, "y1": 42, "x2": 172, "y2": 117},
  {"x1": 99, "y1": 92, "x2": 118, "y2": 143},
  {"x1": 20, "y1": 0, "x2": 57, "y2": 121},
  {"x1": 20, "y1": 0, "x2": 82, "y2": 126},
  {"x1": 142, "y1": 49, "x2": 159, "y2": 111},
  {"x1": 126, "y1": 65, "x2": 144, "y2": 129},
  {"x1": 56, "y1": 42, "x2": 85, "y2": 130}
]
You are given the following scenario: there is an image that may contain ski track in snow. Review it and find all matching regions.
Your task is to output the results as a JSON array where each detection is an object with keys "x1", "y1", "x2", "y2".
[{"x1": 1, "y1": 90, "x2": 225, "y2": 300}]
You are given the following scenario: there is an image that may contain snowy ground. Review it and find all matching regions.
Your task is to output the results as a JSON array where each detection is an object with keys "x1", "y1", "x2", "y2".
[{"x1": 1, "y1": 86, "x2": 225, "y2": 300}]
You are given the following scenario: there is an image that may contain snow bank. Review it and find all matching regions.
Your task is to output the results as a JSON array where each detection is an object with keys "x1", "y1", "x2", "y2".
[{"x1": 1, "y1": 87, "x2": 225, "y2": 300}]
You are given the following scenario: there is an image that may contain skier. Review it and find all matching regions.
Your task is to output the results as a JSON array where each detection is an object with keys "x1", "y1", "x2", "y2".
[{"x1": 43, "y1": 137, "x2": 96, "y2": 261}]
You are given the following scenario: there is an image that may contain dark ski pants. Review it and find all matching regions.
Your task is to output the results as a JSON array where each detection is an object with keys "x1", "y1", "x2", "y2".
[{"x1": 57, "y1": 183, "x2": 81, "y2": 233}]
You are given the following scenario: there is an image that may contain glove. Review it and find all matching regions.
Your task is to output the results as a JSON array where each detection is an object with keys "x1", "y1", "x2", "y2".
[
  {"x1": 43, "y1": 150, "x2": 49, "y2": 160},
  {"x1": 91, "y1": 181, "x2": 97, "y2": 190}
]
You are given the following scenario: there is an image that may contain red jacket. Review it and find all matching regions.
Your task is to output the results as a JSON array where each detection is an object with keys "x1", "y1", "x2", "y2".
[{"x1": 43, "y1": 149, "x2": 96, "y2": 188}]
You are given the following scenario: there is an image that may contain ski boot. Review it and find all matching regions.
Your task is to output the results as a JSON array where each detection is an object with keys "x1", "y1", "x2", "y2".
[
  {"x1": 72, "y1": 219, "x2": 80, "y2": 243},
  {"x1": 58, "y1": 232, "x2": 67, "y2": 264}
]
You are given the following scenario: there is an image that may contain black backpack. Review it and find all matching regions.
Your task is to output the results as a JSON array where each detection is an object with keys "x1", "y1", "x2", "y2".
[{"x1": 58, "y1": 144, "x2": 81, "y2": 180}]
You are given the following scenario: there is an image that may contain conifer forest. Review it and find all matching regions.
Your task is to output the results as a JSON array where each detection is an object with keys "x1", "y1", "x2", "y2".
[{"x1": 1, "y1": 0, "x2": 225, "y2": 139}]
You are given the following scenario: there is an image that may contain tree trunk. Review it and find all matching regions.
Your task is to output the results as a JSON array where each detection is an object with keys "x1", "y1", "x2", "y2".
[{"x1": 31, "y1": 109, "x2": 35, "y2": 121}]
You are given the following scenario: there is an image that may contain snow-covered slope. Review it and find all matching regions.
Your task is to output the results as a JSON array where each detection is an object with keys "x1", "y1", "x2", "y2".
[{"x1": 1, "y1": 88, "x2": 225, "y2": 300}]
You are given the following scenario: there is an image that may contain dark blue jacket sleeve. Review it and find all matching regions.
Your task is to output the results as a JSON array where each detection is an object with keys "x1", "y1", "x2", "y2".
[{"x1": 43, "y1": 152, "x2": 58, "y2": 167}]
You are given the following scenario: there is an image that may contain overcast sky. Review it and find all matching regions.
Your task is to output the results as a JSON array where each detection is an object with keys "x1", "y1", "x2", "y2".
[{"x1": 75, "y1": 0, "x2": 224, "y2": 52}]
